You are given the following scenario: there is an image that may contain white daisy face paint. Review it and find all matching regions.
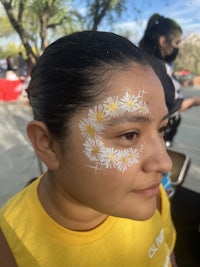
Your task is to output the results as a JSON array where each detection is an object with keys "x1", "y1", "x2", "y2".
[{"x1": 79, "y1": 90, "x2": 150, "y2": 173}]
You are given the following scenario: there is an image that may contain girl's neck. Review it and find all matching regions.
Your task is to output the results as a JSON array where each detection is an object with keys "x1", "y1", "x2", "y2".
[{"x1": 38, "y1": 173, "x2": 108, "y2": 231}]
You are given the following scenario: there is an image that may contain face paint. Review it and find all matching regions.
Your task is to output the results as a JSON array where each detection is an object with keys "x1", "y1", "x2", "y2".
[{"x1": 79, "y1": 91, "x2": 150, "y2": 172}]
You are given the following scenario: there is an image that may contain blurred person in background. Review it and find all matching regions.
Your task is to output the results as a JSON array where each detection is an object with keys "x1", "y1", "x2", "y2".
[
  {"x1": 139, "y1": 13, "x2": 200, "y2": 147},
  {"x1": 6, "y1": 55, "x2": 14, "y2": 71},
  {"x1": 17, "y1": 52, "x2": 26, "y2": 77}
]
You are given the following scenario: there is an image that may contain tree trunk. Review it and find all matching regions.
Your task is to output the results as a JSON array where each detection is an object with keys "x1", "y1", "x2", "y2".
[{"x1": 1, "y1": 1, "x2": 38, "y2": 70}]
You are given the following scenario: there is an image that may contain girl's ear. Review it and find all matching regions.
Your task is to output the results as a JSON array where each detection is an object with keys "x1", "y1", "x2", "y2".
[
  {"x1": 159, "y1": 35, "x2": 167, "y2": 48},
  {"x1": 27, "y1": 121, "x2": 60, "y2": 170}
]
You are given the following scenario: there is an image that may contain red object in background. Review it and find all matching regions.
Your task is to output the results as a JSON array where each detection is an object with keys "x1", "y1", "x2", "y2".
[
  {"x1": 180, "y1": 69, "x2": 191, "y2": 75},
  {"x1": 0, "y1": 79, "x2": 23, "y2": 101}
]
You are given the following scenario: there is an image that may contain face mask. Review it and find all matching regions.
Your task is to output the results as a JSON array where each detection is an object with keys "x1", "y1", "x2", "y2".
[{"x1": 164, "y1": 47, "x2": 179, "y2": 63}]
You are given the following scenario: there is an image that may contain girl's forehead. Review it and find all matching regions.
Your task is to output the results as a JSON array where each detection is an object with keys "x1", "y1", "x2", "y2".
[
  {"x1": 77, "y1": 89, "x2": 152, "y2": 124},
  {"x1": 171, "y1": 31, "x2": 182, "y2": 42},
  {"x1": 77, "y1": 65, "x2": 163, "y2": 119},
  {"x1": 103, "y1": 65, "x2": 152, "y2": 95}
]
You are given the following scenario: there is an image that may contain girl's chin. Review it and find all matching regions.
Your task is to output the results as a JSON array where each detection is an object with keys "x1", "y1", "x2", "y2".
[{"x1": 125, "y1": 201, "x2": 157, "y2": 221}]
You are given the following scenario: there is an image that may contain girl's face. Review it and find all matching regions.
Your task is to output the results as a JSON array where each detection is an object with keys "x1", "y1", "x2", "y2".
[
  {"x1": 161, "y1": 32, "x2": 182, "y2": 57},
  {"x1": 55, "y1": 64, "x2": 172, "y2": 221}
]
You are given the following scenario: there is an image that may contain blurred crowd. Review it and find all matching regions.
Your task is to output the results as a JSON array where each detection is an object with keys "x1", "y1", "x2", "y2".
[{"x1": 0, "y1": 52, "x2": 27, "y2": 80}]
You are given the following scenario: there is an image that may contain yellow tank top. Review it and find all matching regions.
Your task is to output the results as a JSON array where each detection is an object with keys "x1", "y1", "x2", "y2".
[{"x1": 0, "y1": 176, "x2": 176, "y2": 267}]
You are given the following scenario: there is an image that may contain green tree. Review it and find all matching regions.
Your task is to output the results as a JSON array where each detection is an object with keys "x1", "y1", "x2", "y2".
[
  {"x1": 0, "y1": 13, "x2": 14, "y2": 38},
  {"x1": 0, "y1": 42, "x2": 18, "y2": 60},
  {"x1": 0, "y1": 0, "x2": 127, "y2": 71},
  {"x1": 0, "y1": 0, "x2": 78, "y2": 70},
  {"x1": 175, "y1": 33, "x2": 200, "y2": 75},
  {"x1": 84, "y1": 0, "x2": 126, "y2": 31},
  {"x1": 0, "y1": 0, "x2": 125, "y2": 69}
]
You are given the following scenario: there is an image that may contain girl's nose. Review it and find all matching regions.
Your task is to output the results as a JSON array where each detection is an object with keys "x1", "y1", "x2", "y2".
[{"x1": 142, "y1": 138, "x2": 173, "y2": 174}]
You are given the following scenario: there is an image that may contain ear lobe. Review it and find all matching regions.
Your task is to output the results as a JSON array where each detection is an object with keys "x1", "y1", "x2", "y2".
[{"x1": 27, "y1": 121, "x2": 60, "y2": 170}]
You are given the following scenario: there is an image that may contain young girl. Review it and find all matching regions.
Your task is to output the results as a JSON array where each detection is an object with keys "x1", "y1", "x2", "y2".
[
  {"x1": 0, "y1": 31, "x2": 177, "y2": 266},
  {"x1": 139, "y1": 13, "x2": 200, "y2": 145}
]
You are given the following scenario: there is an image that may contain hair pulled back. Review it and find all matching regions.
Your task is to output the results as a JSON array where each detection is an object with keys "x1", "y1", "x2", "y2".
[
  {"x1": 139, "y1": 13, "x2": 182, "y2": 59},
  {"x1": 27, "y1": 31, "x2": 152, "y2": 140}
]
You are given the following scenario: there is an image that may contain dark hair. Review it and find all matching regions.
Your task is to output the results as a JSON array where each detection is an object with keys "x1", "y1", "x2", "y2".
[
  {"x1": 139, "y1": 13, "x2": 182, "y2": 59},
  {"x1": 27, "y1": 31, "x2": 156, "y2": 140},
  {"x1": 149, "y1": 55, "x2": 183, "y2": 113}
]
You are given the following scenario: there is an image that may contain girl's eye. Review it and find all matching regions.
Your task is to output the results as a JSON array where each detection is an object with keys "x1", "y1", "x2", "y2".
[
  {"x1": 120, "y1": 131, "x2": 138, "y2": 141},
  {"x1": 124, "y1": 132, "x2": 137, "y2": 140},
  {"x1": 159, "y1": 125, "x2": 168, "y2": 136}
]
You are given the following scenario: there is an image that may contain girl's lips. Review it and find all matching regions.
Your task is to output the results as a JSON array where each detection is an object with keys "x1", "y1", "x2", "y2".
[{"x1": 133, "y1": 184, "x2": 160, "y2": 196}]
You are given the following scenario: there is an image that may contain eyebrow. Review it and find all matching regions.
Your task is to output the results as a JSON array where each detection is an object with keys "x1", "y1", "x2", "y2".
[{"x1": 105, "y1": 113, "x2": 169, "y2": 127}]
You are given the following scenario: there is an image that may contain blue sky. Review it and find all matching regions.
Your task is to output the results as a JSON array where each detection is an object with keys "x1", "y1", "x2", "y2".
[{"x1": 103, "y1": 0, "x2": 200, "y2": 44}]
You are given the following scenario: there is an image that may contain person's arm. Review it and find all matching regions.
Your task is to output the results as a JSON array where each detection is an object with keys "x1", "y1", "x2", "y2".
[
  {"x1": 170, "y1": 252, "x2": 179, "y2": 267},
  {"x1": 0, "y1": 228, "x2": 18, "y2": 267},
  {"x1": 180, "y1": 97, "x2": 200, "y2": 111}
]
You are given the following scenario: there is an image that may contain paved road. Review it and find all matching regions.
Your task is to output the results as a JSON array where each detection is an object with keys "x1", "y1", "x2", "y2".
[
  {"x1": 0, "y1": 101, "x2": 46, "y2": 207},
  {"x1": 172, "y1": 86, "x2": 200, "y2": 193},
  {"x1": 0, "y1": 86, "x2": 200, "y2": 207}
]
